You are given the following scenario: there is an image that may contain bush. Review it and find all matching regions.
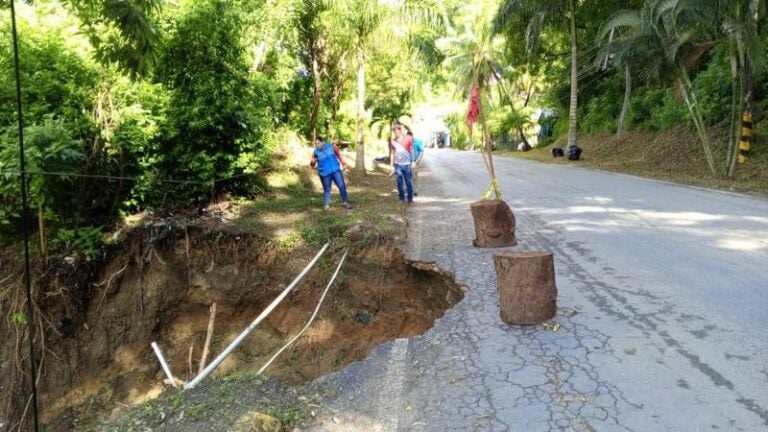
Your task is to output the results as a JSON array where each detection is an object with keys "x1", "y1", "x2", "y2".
[
  {"x1": 444, "y1": 113, "x2": 470, "y2": 150},
  {"x1": 50, "y1": 226, "x2": 103, "y2": 261},
  {"x1": 150, "y1": 0, "x2": 278, "y2": 205},
  {"x1": 626, "y1": 87, "x2": 688, "y2": 132},
  {"x1": 581, "y1": 74, "x2": 623, "y2": 134},
  {"x1": 693, "y1": 45, "x2": 733, "y2": 125}
]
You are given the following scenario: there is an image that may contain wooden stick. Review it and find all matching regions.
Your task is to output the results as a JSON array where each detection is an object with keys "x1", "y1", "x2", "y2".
[
  {"x1": 187, "y1": 343, "x2": 194, "y2": 380},
  {"x1": 198, "y1": 302, "x2": 217, "y2": 375},
  {"x1": 184, "y1": 225, "x2": 191, "y2": 287}
]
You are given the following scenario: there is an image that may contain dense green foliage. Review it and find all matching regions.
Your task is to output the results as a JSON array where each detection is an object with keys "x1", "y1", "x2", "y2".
[
  {"x1": 0, "y1": 1, "x2": 296, "y2": 255},
  {"x1": 3, "y1": 0, "x2": 768, "y2": 257},
  {"x1": 487, "y1": 0, "x2": 767, "y2": 176},
  {"x1": 0, "y1": 0, "x2": 448, "y2": 258}
]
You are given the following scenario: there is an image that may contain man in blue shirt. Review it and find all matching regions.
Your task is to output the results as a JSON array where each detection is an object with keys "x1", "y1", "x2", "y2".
[{"x1": 407, "y1": 131, "x2": 424, "y2": 196}]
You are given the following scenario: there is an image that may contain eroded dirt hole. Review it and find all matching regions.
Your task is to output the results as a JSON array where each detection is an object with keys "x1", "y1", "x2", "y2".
[{"x1": 6, "y1": 224, "x2": 464, "y2": 430}]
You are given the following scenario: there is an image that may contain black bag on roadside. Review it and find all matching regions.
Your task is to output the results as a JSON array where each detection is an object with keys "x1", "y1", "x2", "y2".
[
  {"x1": 551, "y1": 147, "x2": 565, "y2": 158},
  {"x1": 567, "y1": 146, "x2": 582, "y2": 161}
]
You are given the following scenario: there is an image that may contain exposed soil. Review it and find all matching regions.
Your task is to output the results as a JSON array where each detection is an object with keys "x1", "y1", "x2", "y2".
[
  {"x1": 501, "y1": 126, "x2": 768, "y2": 196},
  {"x1": 0, "y1": 217, "x2": 464, "y2": 431}
]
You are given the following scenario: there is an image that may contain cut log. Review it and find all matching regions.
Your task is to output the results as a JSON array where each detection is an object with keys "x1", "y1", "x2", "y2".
[
  {"x1": 493, "y1": 251, "x2": 557, "y2": 325},
  {"x1": 198, "y1": 302, "x2": 217, "y2": 374},
  {"x1": 470, "y1": 199, "x2": 517, "y2": 248}
]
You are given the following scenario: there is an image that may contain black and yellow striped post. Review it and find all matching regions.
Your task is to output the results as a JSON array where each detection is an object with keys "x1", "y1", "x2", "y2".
[{"x1": 739, "y1": 111, "x2": 753, "y2": 164}]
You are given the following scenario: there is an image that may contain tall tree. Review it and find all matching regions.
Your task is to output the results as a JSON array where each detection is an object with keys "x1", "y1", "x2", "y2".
[
  {"x1": 441, "y1": 7, "x2": 507, "y2": 197},
  {"x1": 494, "y1": 0, "x2": 583, "y2": 149},
  {"x1": 333, "y1": 0, "x2": 447, "y2": 174},
  {"x1": 601, "y1": 0, "x2": 765, "y2": 176},
  {"x1": 294, "y1": 0, "x2": 330, "y2": 141},
  {"x1": 722, "y1": 0, "x2": 765, "y2": 176},
  {"x1": 63, "y1": 0, "x2": 163, "y2": 76}
]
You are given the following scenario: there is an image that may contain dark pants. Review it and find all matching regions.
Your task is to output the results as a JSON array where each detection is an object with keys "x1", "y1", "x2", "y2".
[
  {"x1": 395, "y1": 164, "x2": 413, "y2": 203},
  {"x1": 320, "y1": 170, "x2": 348, "y2": 207}
]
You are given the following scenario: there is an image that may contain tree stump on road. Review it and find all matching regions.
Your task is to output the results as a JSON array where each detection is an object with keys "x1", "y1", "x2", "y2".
[
  {"x1": 470, "y1": 199, "x2": 517, "y2": 248},
  {"x1": 493, "y1": 251, "x2": 557, "y2": 325}
]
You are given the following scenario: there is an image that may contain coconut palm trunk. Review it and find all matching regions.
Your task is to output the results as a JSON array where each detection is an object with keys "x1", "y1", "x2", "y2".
[
  {"x1": 567, "y1": 0, "x2": 578, "y2": 149},
  {"x1": 617, "y1": 65, "x2": 631, "y2": 136},
  {"x1": 355, "y1": 43, "x2": 366, "y2": 174},
  {"x1": 677, "y1": 67, "x2": 717, "y2": 175},
  {"x1": 472, "y1": 68, "x2": 499, "y2": 199},
  {"x1": 310, "y1": 56, "x2": 321, "y2": 140}
]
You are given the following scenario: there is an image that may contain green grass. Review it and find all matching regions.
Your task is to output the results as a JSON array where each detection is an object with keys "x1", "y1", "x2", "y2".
[
  {"x1": 234, "y1": 168, "x2": 404, "y2": 252},
  {"x1": 187, "y1": 403, "x2": 208, "y2": 420},
  {"x1": 262, "y1": 404, "x2": 308, "y2": 426}
]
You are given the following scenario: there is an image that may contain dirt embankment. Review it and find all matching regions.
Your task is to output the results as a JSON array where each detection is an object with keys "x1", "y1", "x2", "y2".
[
  {"x1": 506, "y1": 127, "x2": 768, "y2": 196},
  {"x1": 0, "y1": 217, "x2": 464, "y2": 431}
]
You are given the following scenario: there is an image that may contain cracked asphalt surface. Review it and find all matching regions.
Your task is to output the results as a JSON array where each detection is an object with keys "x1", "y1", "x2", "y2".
[{"x1": 306, "y1": 150, "x2": 768, "y2": 431}]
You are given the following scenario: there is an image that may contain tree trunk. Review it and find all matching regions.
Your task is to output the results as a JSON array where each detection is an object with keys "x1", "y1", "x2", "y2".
[
  {"x1": 677, "y1": 69, "x2": 717, "y2": 175},
  {"x1": 517, "y1": 125, "x2": 529, "y2": 147},
  {"x1": 567, "y1": 0, "x2": 579, "y2": 148},
  {"x1": 354, "y1": 44, "x2": 366, "y2": 174},
  {"x1": 726, "y1": 44, "x2": 741, "y2": 176},
  {"x1": 616, "y1": 65, "x2": 631, "y2": 136},
  {"x1": 523, "y1": 78, "x2": 534, "y2": 107},
  {"x1": 470, "y1": 199, "x2": 517, "y2": 248},
  {"x1": 388, "y1": 121, "x2": 393, "y2": 164},
  {"x1": 252, "y1": 37, "x2": 268, "y2": 71},
  {"x1": 491, "y1": 69, "x2": 529, "y2": 148},
  {"x1": 310, "y1": 56, "x2": 321, "y2": 141},
  {"x1": 474, "y1": 69, "x2": 499, "y2": 198},
  {"x1": 493, "y1": 251, "x2": 558, "y2": 325}
]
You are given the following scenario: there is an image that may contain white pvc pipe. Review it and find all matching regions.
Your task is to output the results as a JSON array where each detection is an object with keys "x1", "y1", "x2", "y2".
[
  {"x1": 151, "y1": 341, "x2": 178, "y2": 389},
  {"x1": 185, "y1": 242, "x2": 330, "y2": 390},
  {"x1": 256, "y1": 250, "x2": 348, "y2": 376}
]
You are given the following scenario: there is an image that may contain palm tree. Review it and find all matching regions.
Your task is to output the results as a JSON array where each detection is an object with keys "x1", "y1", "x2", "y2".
[
  {"x1": 442, "y1": 8, "x2": 506, "y2": 198},
  {"x1": 493, "y1": 0, "x2": 581, "y2": 149},
  {"x1": 721, "y1": 0, "x2": 764, "y2": 176},
  {"x1": 333, "y1": 0, "x2": 447, "y2": 175},
  {"x1": 600, "y1": 0, "x2": 765, "y2": 176},
  {"x1": 595, "y1": 0, "x2": 632, "y2": 136}
]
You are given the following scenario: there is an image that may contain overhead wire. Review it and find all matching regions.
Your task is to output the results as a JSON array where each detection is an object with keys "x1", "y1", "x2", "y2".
[{"x1": 0, "y1": 169, "x2": 268, "y2": 186}]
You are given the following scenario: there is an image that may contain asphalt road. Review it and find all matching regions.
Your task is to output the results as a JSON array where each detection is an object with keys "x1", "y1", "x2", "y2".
[{"x1": 308, "y1": 149, "x2": 768, "y2": 432}]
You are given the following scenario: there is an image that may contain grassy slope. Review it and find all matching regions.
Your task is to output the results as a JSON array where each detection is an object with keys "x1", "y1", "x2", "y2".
[
  {"x1": 499, "y1": 127, "x2": 768, "y2": 196},
  {"x1": 231, "y1": 146, "x2": 405, "y2": 251}
]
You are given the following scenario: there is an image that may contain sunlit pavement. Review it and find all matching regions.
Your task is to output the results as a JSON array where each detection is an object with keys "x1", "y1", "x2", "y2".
[{"x1": 307, "y1": 149, "x2": 768, "y2": 431}]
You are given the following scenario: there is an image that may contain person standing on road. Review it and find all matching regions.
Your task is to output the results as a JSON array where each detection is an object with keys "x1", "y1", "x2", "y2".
[
  {"x1": 407, "y1": 131, "x2": 424, "y2": 196},
  {"x1": 389, "y1": 124, "x2": 415, "y2": 204},
  {"x1": 310, "y1": 137, "x2": 353, "y2": 211}
]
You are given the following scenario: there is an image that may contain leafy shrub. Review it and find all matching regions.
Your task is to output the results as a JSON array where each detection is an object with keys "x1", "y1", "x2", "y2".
[
  {"x1": 626, "y1": 87, "x2": 688, "y2": 132},
  {"x1": 444, "y1": 113, "x2": 470, "y2": 150},
  {"x1": 0, "y1": 118, "x2": 82, "y2": 229},
  {"x1": 693, "y1": 45, "x2": 733, "y2": 125},
  {"x1": 150, "y1": 0, "x2": 277, "y2": 205},
  {"x1": 50, "y1": 226, "x2": 104, "y2": 261}
]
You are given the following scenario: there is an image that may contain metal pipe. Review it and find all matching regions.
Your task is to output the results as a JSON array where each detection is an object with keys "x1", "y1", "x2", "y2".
[
  {"x1": 185, "y1": 242, "x2": 330, "y2": 389},
  {"x1": 151, "y1": 342, "x2": 179, "y2": 389},
  {"x1": 256, "y1": 250, "x2": 348, "y2": 376},
  {"x1": 10, "y1": 1, "x2": 40, "y2": 430}
]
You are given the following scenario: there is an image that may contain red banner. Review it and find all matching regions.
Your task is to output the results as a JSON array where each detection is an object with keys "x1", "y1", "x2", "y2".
[{"x1": 466, "y1": 86, "x2": 481, "y2": 133}]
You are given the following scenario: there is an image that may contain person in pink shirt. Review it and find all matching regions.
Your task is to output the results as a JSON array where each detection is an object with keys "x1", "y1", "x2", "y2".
[{"x1": 388, "y1": 124, "x2": 415, "y2": 203}]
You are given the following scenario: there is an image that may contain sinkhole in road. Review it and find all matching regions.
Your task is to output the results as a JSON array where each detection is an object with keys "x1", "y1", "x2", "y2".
[{"x1": 0, "y1": 222, "x2": 465, "y2": 431}]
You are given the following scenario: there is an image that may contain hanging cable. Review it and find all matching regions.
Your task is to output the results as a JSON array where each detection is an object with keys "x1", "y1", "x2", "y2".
[
  {"x1": 0, "y1": 168, "x2": 267, "y2": 186},
  {"x1": 10, "y1": 0, "x2": 40, "y2": 430}
]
